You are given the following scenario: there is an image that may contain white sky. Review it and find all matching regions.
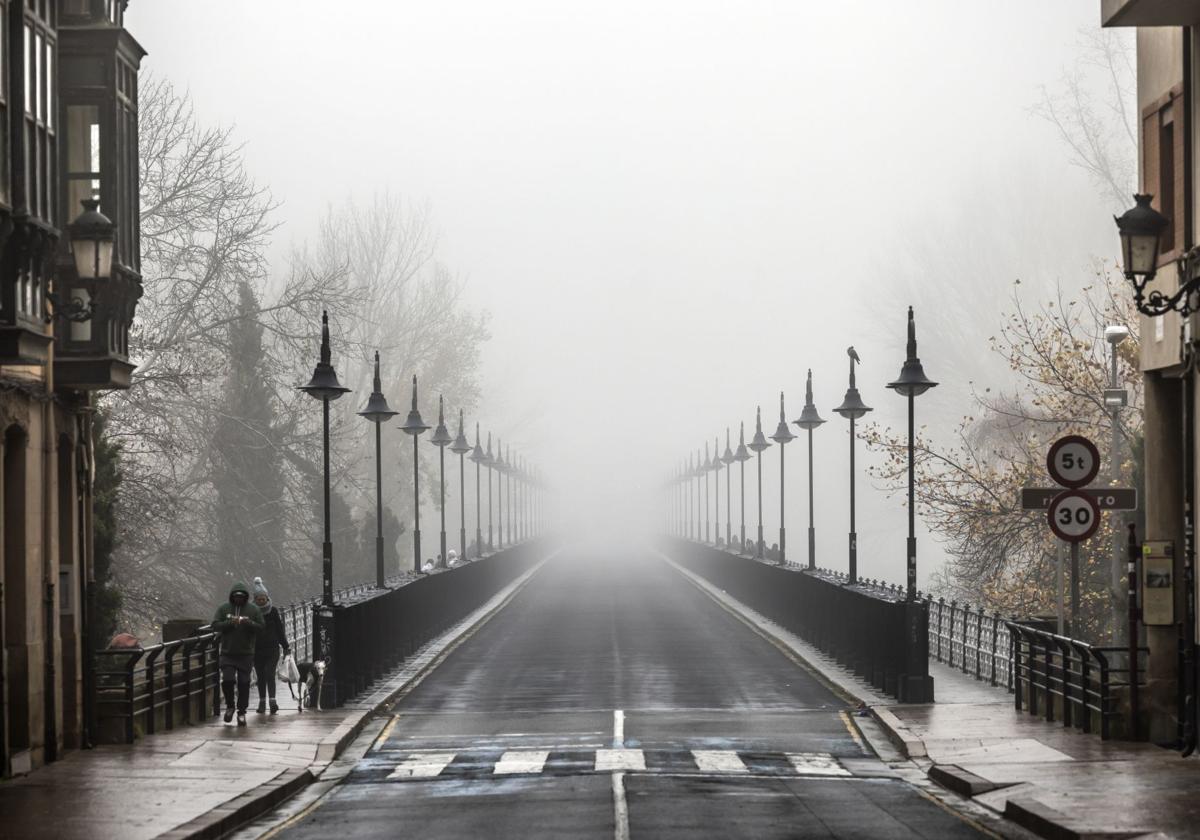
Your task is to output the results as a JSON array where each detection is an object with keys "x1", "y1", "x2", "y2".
[{"x1": 129, "y1": 1, "x2": 1121, "y2": 585}]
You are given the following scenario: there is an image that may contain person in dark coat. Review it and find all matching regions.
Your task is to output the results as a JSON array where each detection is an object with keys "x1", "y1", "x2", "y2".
[
  {"x1": 211, "y1": 580, "x2": 263, "y2": 726},
  {"x1": 252, "y1": 576, "x2": 290, "y2": 714}
]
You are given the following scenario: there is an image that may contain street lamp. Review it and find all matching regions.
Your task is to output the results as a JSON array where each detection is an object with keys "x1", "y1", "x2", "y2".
[
  {"x1": 734, "y1": 422, "x2": 751, "y2": 551},
  {"x1": 748, "y1": 406, "x2": 772, "y2": 560},
  {"x1": 399, "y1": 376, "x2": 430, "y2": 573},
  {"x1": 887, "y1": 309, "x2": 937, "y2": 599},
  {"x1": 506, "y1": 445, "x2": 514, "y2": 545},
  {"x1": 722, "y1": 429, "x2": 735, "y2": 547},
  {"x1": 485, "y1": 432, "x2": 495, "y2": 551},
  {"x1": 430, "y1": 396, "x2": 453, "y2": 568},
  {"x1": 357, "y1": 351, "x2": 397, "y2": 588},
  {"x1": 834, "y1": 347, "x2": 872, "y2": 584},
  {"x1": 685, "y1": 455, "x2": 694, "y2": 539},
  {"x1": 450, "y1": 411, "x2": 471, "y2": 563},
  {"x1": 771, "y1": 392, "x2": 797, "y2": 564},
  {"x1": 1105, "y1": 324, "x2": 1130, "y2": 641},
  {"x1": 696, "y1": 448, "x2": 704, "y2": 543},
  {"x1": 1113, "y1": 194, "x2": 1188, "y2": 316},
  {"x1": 793, "y1": 369, "x2": 826, "y2": 570},
  {"x1": 299, "y1": 311, "x2": 350, "y2": 605},
  {"x1": 469, "y1": 424, "x2": 486, "y2": 557},
  {"x1": 712, "y1": 436, "x2": 722, "y2": 546},
  {"x1": 494, "y1": 438, "x2": 506, "y2": 548},
  {"x1": 703, "y1": 440, "x2": 712, "y2": 543}
]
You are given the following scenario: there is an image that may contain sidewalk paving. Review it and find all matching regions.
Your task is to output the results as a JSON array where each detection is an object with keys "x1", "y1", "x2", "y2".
[
  {"x1": 669, "y1": 554, "x2": 1199, "y2": 840},
  {"x1": 0, "y1": 556, "x2": 547, "y2": 840}
]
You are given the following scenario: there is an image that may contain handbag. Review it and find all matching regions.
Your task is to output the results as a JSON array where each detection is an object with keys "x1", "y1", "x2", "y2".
[{"x1": 277, "y1": 653, "x2": 300, "y2": 684}]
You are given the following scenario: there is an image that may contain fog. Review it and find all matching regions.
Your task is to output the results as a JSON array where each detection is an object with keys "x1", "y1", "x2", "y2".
[{"x1": 132, "y1": 1, "x2": 1119, "y2": 588}]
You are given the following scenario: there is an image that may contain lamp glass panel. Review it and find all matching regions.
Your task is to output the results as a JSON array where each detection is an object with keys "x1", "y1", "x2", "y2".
[{"x1": 1127, "y1": 232, "x2": 1160, "y2": 276}]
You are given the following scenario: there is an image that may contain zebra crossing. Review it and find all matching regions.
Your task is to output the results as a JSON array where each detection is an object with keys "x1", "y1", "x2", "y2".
[{"x1": 364, "y1": 747, "x2": 856, "y2": 783}]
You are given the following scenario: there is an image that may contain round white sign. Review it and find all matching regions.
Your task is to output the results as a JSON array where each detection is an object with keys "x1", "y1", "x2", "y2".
[
  {"x1": 1046, "y1": 435, "x2": 1100, "y2": 489},
  {"x1": 1047, "y1": 490, "x2": 1101, "y2": 543}
]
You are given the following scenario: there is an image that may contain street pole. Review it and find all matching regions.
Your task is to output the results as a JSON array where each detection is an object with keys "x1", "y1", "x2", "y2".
[
  {"x1": 486, "y1": 434, "x2": 494, "y2": 550},
  {"x1": 887, "y1": 308, "x2": 937, "y2": 599},
  {"x1": 736, "y1": 423, "x2": 750, "y2": 551},
  {"x1": 723, "y1": 428, "x2": 733, "y2": 546},
  {"x1": 794, "y1": 370, "x2": 825, "y2": 571},
  {"x1": 1105, "y1": 325, "x2": 1129, "y2": 643},
  {"x1": 771, "y1": 392, "x2": 795, "y2": 564},
  {"x1": 713, "y1": 437, "x2": 720, "y2": 545},
  {"x1": 704, "y1": 442, "x2": 711, "y2": 543},
  {"x1": 496, "y1": 438, "x2": 504, "y2": 548},
  {"x1": 450, "y1": 410, "x2": 471, "y2": 563},
  {"x1": 470, "y1": 424, "x2": 484, "y2": 558},
  {"x1": 748, "y1": 406, "x2": 771, "y2": 560},
  {"x1": 299, "y1": 311, "x2": 349, "y2": 604},
  {"x1": 431, "y1": 396, "x2": 452, "y2": 568},
  {"x1": 835, "y1": 347, "x2": 872, "y2": 585}
]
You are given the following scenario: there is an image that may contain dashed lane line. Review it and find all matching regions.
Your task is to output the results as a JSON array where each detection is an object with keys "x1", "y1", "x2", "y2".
[
  {"x1": 386, "y1": 752, "x2": 457, "y2": 780},
  {"x1": 692, "y1": 750, "x2": 749, "y2": 774},
  {"x1": 594, "y1": 748, "x2": 647, "y2": 772},
  {"x1": 492, "y1": 750, "x2": 550, "y2": 775}
]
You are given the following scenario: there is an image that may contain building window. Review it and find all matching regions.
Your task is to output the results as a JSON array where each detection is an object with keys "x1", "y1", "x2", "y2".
[
  {"x1": 21, "y1": 4, "x2": 54, "y2": 225},
  {"x1": 64, "y1": 103, "x2": 98, "y2": 218},
  {"x1": 1142, "y1": 85, "x2": 1185, "y2": 263}
]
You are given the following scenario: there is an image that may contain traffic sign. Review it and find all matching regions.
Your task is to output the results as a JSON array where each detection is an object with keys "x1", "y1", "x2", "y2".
[
  {"x1": 1046, "y1": 435, "x2": 1100, "y2": 488},
  {"x1": 1048, "y1": 490, "x2": 1101, "y2": 543},
  {"x1": 1020, "y1": 487, "x2": 1137, "y2": 511}
]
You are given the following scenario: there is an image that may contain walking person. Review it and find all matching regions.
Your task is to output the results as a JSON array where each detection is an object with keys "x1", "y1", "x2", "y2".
[
  {"x1": 252, "y1": 576, "x2": 290, "y2": 715},
  {"x1": 211, "y1": 580, "x2": 263, "y2": 726}
]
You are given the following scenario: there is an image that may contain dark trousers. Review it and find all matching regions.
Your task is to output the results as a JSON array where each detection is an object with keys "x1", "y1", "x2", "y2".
[
  {"x1": 255, "y1": 648, "x2": 281, "y2": 700},
  {"x1": 219, "y1": 654, "x2": 253, "y2": 712}
]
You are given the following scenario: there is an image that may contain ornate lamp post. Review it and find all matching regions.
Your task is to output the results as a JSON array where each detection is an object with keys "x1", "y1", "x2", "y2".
[
  {"x1": 793, "y1": 370, "x2": 826, "y2": 570},
  {"x1": 495, "y1": 437, "x2": 505, "y2": 548},
  {"x1": 400, "y1": 376, "x2": 430, "y2": 573},
  {"x1": 485, "y1": 432, "x2": 495, "y2": 550},
  {"x1": 722, "y1": 429, "x2": 735, "y2": 547},
  {"x1": 450, "y1": 412, "x2": 471, "y2": 562},
  {"x1": 712, "y1": 436, "x2": 722, "y2": 545},
  {"x1": 696, "y1": 448, "x2": 703, "y2": 542},
  {"x1": 734, "y1": 423, "x2": 751, "y2": 551},
  {"x1": 299, "y1": 311, "x2": 350, "y2": 606},
  {"x1": 469, "y1": 424, "x2": 486, "y2": 557},
  {"x1": 357, "y1": 351, "x2": 398, "y2": 588},
  {"x1": 429, "y1": 397, "x2": 453, "y2": 569},
  {"x1": 888, "y1": 308, "x2": 938, "y2": 599},
  {"x1": 686, "y1": 454, "x2": 695, "y2": 539},
  {"x1": 834, "y1": 347, "x2": 872, "y2": 584},
  {"x1": 703, "y1": 441, "x2": 712, "y2": 543},
  {"x1": 771, "y1": 392, "x2": 797, "y2": 564},
  {"x1": 506, "y1": 445, "x2": 515, "y2": 544},
  {"x1": 748, "y1": 407, "x2": 772, "y2": 559}
]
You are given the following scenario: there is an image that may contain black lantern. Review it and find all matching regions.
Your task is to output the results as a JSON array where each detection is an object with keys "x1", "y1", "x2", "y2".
[{"x1": 1113, "y1": 193, "x2": 1200, "y2": 317}]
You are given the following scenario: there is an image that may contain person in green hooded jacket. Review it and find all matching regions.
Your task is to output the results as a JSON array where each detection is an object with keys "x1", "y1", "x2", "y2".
[{"x1": 211, "y1": 580, "x2": 264, "y2": 726}]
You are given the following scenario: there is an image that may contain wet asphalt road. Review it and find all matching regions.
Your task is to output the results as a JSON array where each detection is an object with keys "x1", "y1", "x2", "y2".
[{"x1": 272, "y1": 545, "x2": 986, "y2": 839}]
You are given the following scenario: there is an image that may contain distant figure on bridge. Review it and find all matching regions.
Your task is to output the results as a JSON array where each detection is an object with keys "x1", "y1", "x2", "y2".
[
  {"x1": 211, "y1": 581, "x2": 264, "y2": 727},
  {"x1": 252, "y1": 577, "x2": 290, "y2": 715}
]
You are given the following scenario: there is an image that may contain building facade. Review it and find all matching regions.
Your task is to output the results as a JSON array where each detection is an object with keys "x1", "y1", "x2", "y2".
[
  {"x1": 0, "y1": 0, "x2": 142, "y2": 777},
  {"x1": 1103, "y1": 1, "x2": 1200, "y2": 745}
]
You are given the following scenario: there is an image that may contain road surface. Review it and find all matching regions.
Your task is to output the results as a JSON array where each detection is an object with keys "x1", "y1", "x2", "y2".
[{"x1": 269, "y1": 544, "x2": 987, "y2": 839}]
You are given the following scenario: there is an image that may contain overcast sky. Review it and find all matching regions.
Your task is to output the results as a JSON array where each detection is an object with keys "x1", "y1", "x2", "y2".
[{"x1": 129, "y1": 1, "x2": 1122, "y2": 584}]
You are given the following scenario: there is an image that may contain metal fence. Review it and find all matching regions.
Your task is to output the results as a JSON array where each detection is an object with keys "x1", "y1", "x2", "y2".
[{"x1": 90, "y1": 555, "x2": 528, "y2": 744}]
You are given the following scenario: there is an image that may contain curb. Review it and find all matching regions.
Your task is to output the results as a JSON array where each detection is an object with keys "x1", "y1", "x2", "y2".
[
  {"x1": 1003, "y1": 797, "x2": 1152, "y2": 840},
  {"x1": 157, "y1": 768, "x2": 313, "y2": 840},
  {"x1": 152, "y1": 549, "x2": 554, "y2": 840}
]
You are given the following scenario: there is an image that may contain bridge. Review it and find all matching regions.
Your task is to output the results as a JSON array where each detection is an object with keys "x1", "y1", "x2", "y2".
[{"x1": 1, "y1": 530, "x2": 1182, "y2": 840}]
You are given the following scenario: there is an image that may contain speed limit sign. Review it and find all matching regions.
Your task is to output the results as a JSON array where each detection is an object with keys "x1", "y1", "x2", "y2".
[
  {"x1": 1046, "y1": 435, "x2": 1100, "y2": 488},
  {"x1": 1048, "y1": 490, "x2": 1101, "y2": 543}
]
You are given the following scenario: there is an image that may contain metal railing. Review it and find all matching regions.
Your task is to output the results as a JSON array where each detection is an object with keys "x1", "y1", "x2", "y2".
[
  {"x1": 1009, "y1": 622, "x2": 1146, "y2": 740},
  {"x1": 90, "y1": 561, "x2": 503, "y2": 744}
]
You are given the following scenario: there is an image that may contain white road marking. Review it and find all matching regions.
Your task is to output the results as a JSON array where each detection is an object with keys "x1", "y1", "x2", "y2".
[
  {"x1": 612, "y1": 709, "x2": 625, "y2": 748},
  {"x1": 786, "y1": 752, "x2": 851, "y2": 776},
  {"x1": 612, "y1": 771, "x2": 631, "y2": 840},
  {"x1": 492, "y1": 750, "x2": 550, "y2": 775},
  {"x1": 386, "y1": 752, "x2": 457, "y2": 779},
  {"x1": 691, "y1": 750, "x2": 749, "y2": 774},
  {"x1": 595, "y1": 748, "x2": 645, "y2": 772}
]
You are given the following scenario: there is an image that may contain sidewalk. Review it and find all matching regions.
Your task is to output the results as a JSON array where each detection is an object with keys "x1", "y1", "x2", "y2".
[
  {"x1": 0, "y1": 557, "x2": 546, "y2": 840},
  {"x1": 669, "y1": 555, "x2": 1198, "y2": 840}
]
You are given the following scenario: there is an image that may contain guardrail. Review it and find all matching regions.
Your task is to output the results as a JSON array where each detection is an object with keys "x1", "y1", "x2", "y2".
[
  {"x1": 91, "y1": 549, "x2": 540, "y2": 743},
  {"x1": 673, "y1": 540, "x2": 933, "y2": 702},
  {"x1": 1009, "y1": 621, "x2": 1146, "y2": 740}
]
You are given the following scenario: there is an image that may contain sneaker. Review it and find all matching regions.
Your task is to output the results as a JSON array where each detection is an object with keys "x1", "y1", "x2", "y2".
[
  {"x1": 269, "y1": 699, "x2": 279, "y2": 715},
  {"x1": 256, "y1": 700, "x2": 266, "y2": 714},
  {"x1": 224, "y1": 707, "x2": 234, "y2": 723},
  {"x1": 236, "y1": 712, "x2": 247, "y2": 727}
]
